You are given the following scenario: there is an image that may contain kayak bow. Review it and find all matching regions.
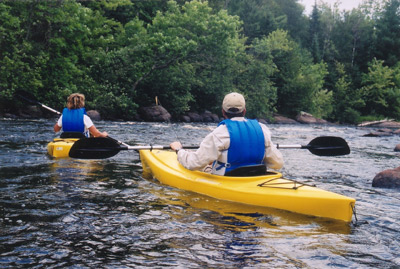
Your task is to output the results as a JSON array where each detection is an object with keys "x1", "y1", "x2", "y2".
[{"x1": 140, "y1": 149, "x2": 356, "y2": 222}]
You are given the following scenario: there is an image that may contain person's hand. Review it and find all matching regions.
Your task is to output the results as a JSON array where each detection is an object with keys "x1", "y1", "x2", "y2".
[
  {"x1": 170, "y1": 141, "x2": 183, "y2": 151},
  {"x1": 100, "y1": 131, "x2": 108, "y2": 137}
]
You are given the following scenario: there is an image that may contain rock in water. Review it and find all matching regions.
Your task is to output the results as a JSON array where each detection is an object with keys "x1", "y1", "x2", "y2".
[{"x1": 372, "y1": 167, "x2": 400, "y2": 188}]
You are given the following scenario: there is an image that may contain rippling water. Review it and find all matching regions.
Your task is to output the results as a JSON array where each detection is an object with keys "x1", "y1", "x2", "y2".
[{"x1": 1, "y1": 118, "x2": 400, "y2": 268}]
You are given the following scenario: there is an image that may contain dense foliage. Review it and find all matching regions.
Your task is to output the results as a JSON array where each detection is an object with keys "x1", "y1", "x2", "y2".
[{"x1": 1, "y1": 0, "x2": 400, "y2": 123}]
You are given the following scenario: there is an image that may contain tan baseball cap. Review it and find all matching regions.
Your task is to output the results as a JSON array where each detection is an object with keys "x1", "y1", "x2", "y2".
[{"x1": 222, "y1": 92, "x2": 246, "y2": 113}]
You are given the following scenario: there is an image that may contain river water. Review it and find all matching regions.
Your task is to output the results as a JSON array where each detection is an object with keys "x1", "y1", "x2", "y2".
[{"x1": 1, "y1": 118, "x2": 399, "y2": 268}]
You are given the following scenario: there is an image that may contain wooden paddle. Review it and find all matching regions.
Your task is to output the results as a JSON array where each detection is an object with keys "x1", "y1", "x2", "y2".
[{"x1": 69, "y1": 136, "x2": 350, "y2": 159}]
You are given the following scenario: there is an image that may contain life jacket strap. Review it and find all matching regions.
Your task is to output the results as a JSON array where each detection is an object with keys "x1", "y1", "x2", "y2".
[{"x1": 214, "y1": 161, "x2": 231, "y2": 171}]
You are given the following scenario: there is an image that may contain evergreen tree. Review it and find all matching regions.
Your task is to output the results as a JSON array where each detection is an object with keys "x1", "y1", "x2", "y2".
[
  {"x1": 375, "y1": 0, "x2": 400, "y2": 67},
  {"x1": 308, "y1": 3, "x2": 322, "y2": 63}
]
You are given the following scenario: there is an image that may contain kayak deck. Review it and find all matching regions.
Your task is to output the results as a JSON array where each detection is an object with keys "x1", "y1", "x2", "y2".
[
  {"x1": 139, "y1": 149, "x2": 356, "y2": 222},
  {"x1": 47, "y1": 138, "x2": 78, "y2": 158}
]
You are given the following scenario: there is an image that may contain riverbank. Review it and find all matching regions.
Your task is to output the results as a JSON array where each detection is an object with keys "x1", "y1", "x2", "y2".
[{"x1": 1, "y1": 104, "x2": 332, "y2": 125}]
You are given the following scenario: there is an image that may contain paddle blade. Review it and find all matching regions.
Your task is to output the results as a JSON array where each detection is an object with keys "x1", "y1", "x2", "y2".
[
  {"x1": 15, "y1": 90, "x2": 40, "y2": 105},
  {"x1": 307, "y1": 136, "x2": 350, "y2": 156},
  {"x1": 69, "y1": 137, "x2": 123, "y2": 159}
]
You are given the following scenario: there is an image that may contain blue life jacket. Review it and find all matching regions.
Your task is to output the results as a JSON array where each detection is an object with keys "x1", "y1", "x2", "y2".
[
  {"x1": 217, "y1": 119, "x2": 265, "y2": 173},
  {"x1": 62, "y1": 108, "x2": 86, "y2": 134}
]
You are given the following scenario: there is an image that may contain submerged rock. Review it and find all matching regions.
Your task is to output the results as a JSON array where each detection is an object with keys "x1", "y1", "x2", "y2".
[
  {"x1": 372, "y1": 167, "x2": 400, "y2": 188},
  {"x1": 363, "y1": 128, "x2": 400, "y2": 137},
  {"x1": 363, "y1": 129, "x2": 396, "y2": 137}
]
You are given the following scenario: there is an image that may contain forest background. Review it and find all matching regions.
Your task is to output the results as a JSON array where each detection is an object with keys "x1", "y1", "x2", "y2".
[{"x1": 1, "y1": 0, "x2": 400, "y2": 124}]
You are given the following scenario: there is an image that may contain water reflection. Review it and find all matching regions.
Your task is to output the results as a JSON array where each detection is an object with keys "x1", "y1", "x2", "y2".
[{"x1": 143, "y1": 177, "x2": 352, "y2": 235}]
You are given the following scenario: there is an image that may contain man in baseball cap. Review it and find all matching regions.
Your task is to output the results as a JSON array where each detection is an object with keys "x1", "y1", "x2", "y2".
[
  {"x1": 170, "y1": 92, "x2": 283, "y2": 176},
  {"x1": 222, "y1": 92, "x2": 246, "y2": 113}
]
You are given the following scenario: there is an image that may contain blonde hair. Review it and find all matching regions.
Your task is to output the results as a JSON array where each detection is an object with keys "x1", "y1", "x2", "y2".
[{"x1": 67, "y1": 93, "x2": 85, "y2": 109}]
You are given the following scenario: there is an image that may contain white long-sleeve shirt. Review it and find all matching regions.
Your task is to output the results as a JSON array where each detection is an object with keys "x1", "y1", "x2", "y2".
[{"x1": 177, "y1": 117, "x2": 284, "y2": 175}]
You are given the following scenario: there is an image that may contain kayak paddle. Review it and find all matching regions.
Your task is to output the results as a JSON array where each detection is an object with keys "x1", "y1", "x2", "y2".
[
  {"x1": 69, "y1": 136, "x2": 350, "y2": 159},
  {"x1": 14, "y1": 91, "x2": 350, "y2": 159},
  {"x1": 69, "y1": 137, "x2": 199, "y2": 159},
  {"x1": 15, "y1": 90, "x2": 61, "y2": 115},
  {"x1": 277, "y1": 136, "x2": 350, "y2": 156}
]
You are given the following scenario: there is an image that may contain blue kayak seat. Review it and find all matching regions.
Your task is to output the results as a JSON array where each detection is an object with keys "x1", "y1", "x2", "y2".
[
  {"x1": 224, "y1": 164, "x2": 267, "y2": 177},
  {"x1": 60, "y1": 132, "x2": 86, "y2": 139}
]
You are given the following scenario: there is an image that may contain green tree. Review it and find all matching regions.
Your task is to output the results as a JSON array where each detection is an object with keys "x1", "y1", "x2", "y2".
[
  {"x1": 308, "y1": 3, "x2": 323, "y2": 63},
  {"x1": 332, "y1": 62, "x2": 364, "y2": 123},
  {"x1": 276, "y1": 0, "x2": 309, "y2": 45},
  {"x1": 0, "y1": 2, "x2": 44, "y2": 110},
  {"x1": 225, "y1": 0, "x2": 308, "y2": 45},
  {"x1": 375, "y1": 0, "x2": 400, "y2": 67},
  {"x1": 236, "y1": 30, "x2": 292, "y2": 118},
  {"x1": 0, "y1": 0, "x2": 122, "y2": 114},
  {"x1": 94, "y1": 0, "x2": 244, "y2": 118},
  {"x1": 269, "y1": 29, "x2": 329, "y2": 118},
  {"x1": 360, "y1": 58, "x2": 400, "y2": 118},
  {"x1": 226, "y1": 0, "x2": 279, "y2": 44}
]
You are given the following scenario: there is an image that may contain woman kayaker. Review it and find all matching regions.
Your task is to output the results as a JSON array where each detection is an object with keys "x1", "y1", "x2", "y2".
[
  {"x1": 53, "y1": 93, "x2": 108, "y2": 138},
  {"x1": 170, "y1": 92, "x2": 283, "y2": 175}
]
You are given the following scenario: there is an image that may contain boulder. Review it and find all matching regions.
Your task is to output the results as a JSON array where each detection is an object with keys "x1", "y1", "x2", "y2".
[
  {"x1": 296, "y1": 111, "x2": 328, "y2": 124},
  {"x1": 358, "y1": 119, "x2": 395, "y2": 127},
  {"x1": 180, "y1": 115, "x2": 191, "y2": 123},
  {"x1": 87, "y1": 110, "x2": 101, "y2": 121},
  {"x1": 139, "y1": 105, "x2": 171, "y2": 122},
  {"x1": 211, "y1": 114, "x2": 220, "y2": 122},
  {"x1": 201, "y1": 111, "x2": 219, "y2": 122},
  {"x1": 372, "y1": 167, "x2": 400, "y2": 188},
  {"x1": 186, "y1": 112, "x2": 203, "y2": 122},
  {"x1": 258, "y1": 118, "x2": 268, "y2": 125},
  {"x1": 394, "y1": 144, "x2": 400, "y2": 152},
  {"x1": 372, "y1": 121, "x2": 400, "y2": 129},
  {"x1": 133, "y1": 113, "x2": 143, "y2": 122},
  {"x1": 273, "y1": 114, "x2": 298, "y2": 124}
]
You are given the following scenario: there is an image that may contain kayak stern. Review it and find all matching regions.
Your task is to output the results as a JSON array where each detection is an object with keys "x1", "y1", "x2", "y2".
[{"x1": 47, "y1": 138, "x2": 78, "y2": 158}]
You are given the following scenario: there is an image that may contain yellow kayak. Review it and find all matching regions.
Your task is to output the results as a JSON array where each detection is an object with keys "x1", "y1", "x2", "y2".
[
  {"x1": 47, "y1": 138, "x2": 78, "y2": 158},
  {"x1": 140, "y1": 149, "x2": 356, "y2": 222}
]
